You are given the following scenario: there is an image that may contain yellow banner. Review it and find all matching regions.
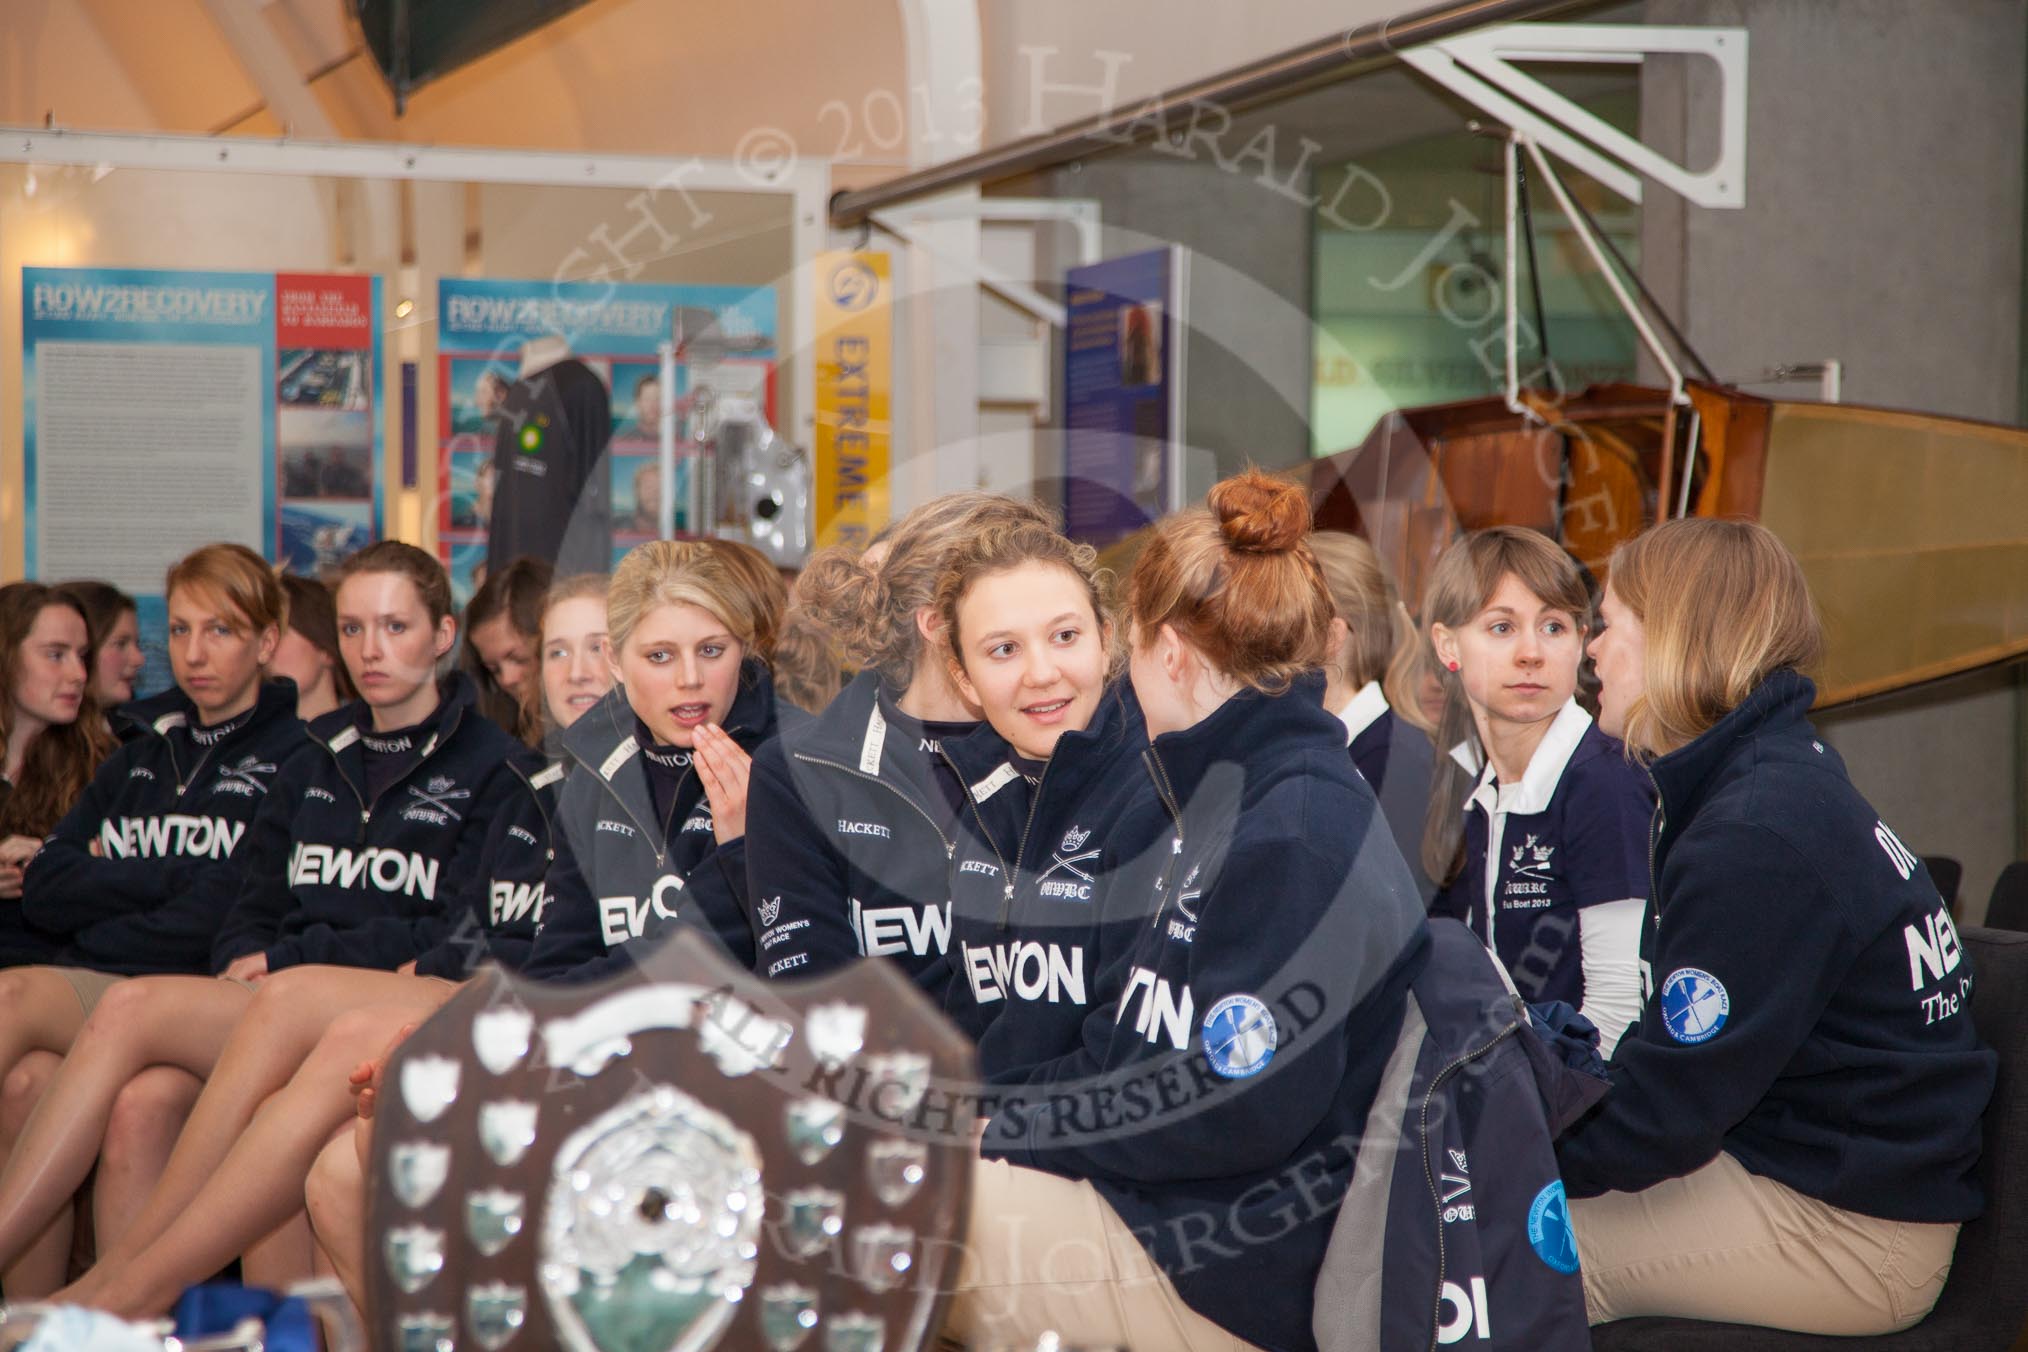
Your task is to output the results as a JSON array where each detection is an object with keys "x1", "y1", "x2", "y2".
[{"x1": 812, "y1": 251, "x2": 892, "y2": 551}]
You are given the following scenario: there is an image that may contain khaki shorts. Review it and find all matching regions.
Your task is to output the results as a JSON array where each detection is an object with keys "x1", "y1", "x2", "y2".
[
  {"x1": 1571, "y1": 1149, "x2": 1960, "y2": 1334},
  {"x1": 943, "y1": 1157, "x2": 1262, "y2": 1352},
  {"x1": 57, "y1": 967, "x2": 128, "y2": 1018}
]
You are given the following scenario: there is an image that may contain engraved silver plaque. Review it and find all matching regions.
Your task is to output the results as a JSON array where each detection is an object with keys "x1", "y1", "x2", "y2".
[
  {"x1": 385, "y1": 1224, "x2": 446, "y2": 1295},
  {"x1": 466, "y1": 1281, "x2": 527, "y2": 1351},
  {"x1": 400, "y1": 1055, "x2": 461, "y2": 1124},
  {"x1": 389, "y1": 1141, "x2": 451, "y2": 1209},
  {"x1": 862, "y1": 1052, "x2": 931, "y2": 1120},
  {"x1": 849, "y1": 1224, "x2": 914, "y2": 1294},
  {"x1": 472, "y1": 1004, "x2": 535, "y2": 1076},
  {"x1": 758, "y1": 1283, "x2": 819, "y2": 1351},
  {"x1": 480, "y1": 1100, "x2": 540, "y2": 1167},
  {"x1": 805, "y1": 1003, "x2": 866, "y2": 1071},
  {"x1": 466, "y1": 1187, "x2": 526, "y2": 1258},
  {"x1": 865, "y1": 1139, "x2": 927, "y2": 1209},
  {"x1": 825, "y1": 1311, "x2": 885, "y2": 1352},
  {"x1": 782, "y1": 1187, "x2": 845, "y2": 1260},
  {"x1": 785, "y1": 1098, "x2": 846, "y2": 1166},
  {"x1": 396, "y1": 1311, "x2": 454, "y2": 1352},
  {"x1": 695, "y1": 990, "x2": 793, "y2": 1077}
]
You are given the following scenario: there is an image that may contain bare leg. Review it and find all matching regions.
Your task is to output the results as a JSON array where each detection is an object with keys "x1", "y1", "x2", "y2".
[
  {"x1": 305, "y1": 1126, "x2": 366, "y2": 1313},
  {"x1": 0, "y1": 970, "x2": 89, "y2": 1085},
  {"x1": 91, "y1": 1069, "x2": 201, "y2": 1254},
  {"x1": 80, "y1": 1004, "x2": 440, "y2": 1317},
  {"x1": 0, "y1": 976, "x2": 251, "y2": 1273},
  {"x1": 81, "y1": 967, "x2": 454, "y2": 1276},
  {"x1": 0, "y1": 1054, "x2": 69, "y2": 1299},
  {"x1": 240, "y1": 1213, "x2": 316, "y2": 1293}
]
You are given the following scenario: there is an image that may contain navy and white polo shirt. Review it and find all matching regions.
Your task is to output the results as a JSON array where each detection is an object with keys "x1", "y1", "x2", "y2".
[{"x1": 1431, "y1": 698, "x2": 1655, "y2": 1054}]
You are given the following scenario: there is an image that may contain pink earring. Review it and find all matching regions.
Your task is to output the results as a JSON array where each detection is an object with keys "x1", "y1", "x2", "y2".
[{"x1": 1446, "y1": 661, "x2": 1460, "y2": 673}]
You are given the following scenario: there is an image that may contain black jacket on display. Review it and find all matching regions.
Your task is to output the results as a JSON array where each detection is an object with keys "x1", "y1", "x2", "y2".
[
  {"x1": 1556, "y1": 670, "x2": 1995, "y2": 1223},
  {"x1": 524, "y1": 666, "x2": 787, "y2": 984},
  {"x1": 940, "y1": 680, "x2": 1152, "y2": 1069},
  {"x1": 982, "y1": 675, "x2": 1431, "y2": 1352},
  {"x1": 16, "y1": 680, "x2": 306, "y2": 974},
  {"x1": 485, "y1": 356, "x2": 613, "y2": 577},
  {"x1": 746, "y1": 671, "x2": 975, "y2": 996},
  {"x1": 209, "y1": 674, "x2": 536, "y2": 974}
]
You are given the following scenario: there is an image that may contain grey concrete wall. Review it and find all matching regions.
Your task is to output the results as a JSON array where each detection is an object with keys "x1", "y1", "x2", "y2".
[{"x1": 1640, "y1": 0, "x2": 2028, "y2": 914}]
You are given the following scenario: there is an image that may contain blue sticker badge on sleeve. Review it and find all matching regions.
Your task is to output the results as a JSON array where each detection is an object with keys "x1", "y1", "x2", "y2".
[
  {"x1": 1660, "y1": 967, "x2": 1730, "y2": 1044},
  {"x1": 1527, "y1": 1179, "x2": 1581, "y2": 1273},
  {"x1": 1202, "y1": 994, "x2": 1277, "y2": 1078}
]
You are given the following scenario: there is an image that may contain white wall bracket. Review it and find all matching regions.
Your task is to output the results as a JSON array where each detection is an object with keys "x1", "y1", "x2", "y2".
[{"x1": 1403, "y1": 23, "x2": 1748, "y2": 209}]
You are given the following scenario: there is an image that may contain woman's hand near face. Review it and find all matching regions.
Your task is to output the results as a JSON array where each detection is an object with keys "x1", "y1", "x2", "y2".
[{"x1": 692, "y1": 724, "x2": 752, "y2": 844}]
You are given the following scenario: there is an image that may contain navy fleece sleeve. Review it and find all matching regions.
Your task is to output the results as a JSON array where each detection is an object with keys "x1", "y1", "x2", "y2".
[
  {"x1": 414, "y1": 767, "x2": 552, "y2": 979},
  {"x1": 20, "y1": 751, "x2": 163, "y2": 932},
  {"x1": 209, "y1": 752, "x2": 317, "y2": 971},
  {"x1": 745, "y1": 740, "x2": 860, "y2": 978},
  {"x1": 1556, "y1": 822, "x2": 1854, "y2": 1197},
  {"x1": 987, "y1": 834, "x2": 1423, "y2": 1185},
  {"x1": 522, "y1": 788, "x2": 615, "y2": 983}
]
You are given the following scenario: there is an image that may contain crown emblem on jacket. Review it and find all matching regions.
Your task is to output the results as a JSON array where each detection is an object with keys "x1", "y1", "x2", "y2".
[
  {"x1": 427, "y1": 775, "x2": 454, "y2": 795},
  {"x1": 1060, "y1": 826, "x2": 1092, "y2": 854},
  {"x1": 759, "y1": 896, "x2": 782, "y2": 928}
]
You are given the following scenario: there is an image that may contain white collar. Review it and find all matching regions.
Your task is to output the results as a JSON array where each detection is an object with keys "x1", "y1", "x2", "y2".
[
  {"x1": 1335, "y1": 681, "x2": 1391, "y2": 747},
  {"x1": 1462, "y1": 698, "x2": 1593, "y2": 817}
]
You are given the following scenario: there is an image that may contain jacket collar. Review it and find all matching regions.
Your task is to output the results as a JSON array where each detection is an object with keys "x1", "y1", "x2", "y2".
[
  {"x1": 942, "y1": 676, "x2": 1147, "y2": 809},
  {"x1": 562, "y1": 660, "x2": 780, "y2": 800},
  {"x1": 1649, "y1": 668, "x2": 1816, "y2": 823},
  {"x1": 795, "y1": 668, "x2": 974, "y2": 782},
  {"x1": 1146, "y1": 671, "x2": 1336, "y2": 807},
  {"x1": 119, "y1": 677, "x2": 298, "y2": 746},
  {"x1": 1334, "y1": 680, "x2": 1391, "y2": 747},
  {"x1": 1460, "y1": 698, "x2": 1592, "y2": 818}
]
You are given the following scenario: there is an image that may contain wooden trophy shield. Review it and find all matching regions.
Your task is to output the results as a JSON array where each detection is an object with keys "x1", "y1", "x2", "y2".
[{"x1": 364, "y1": 931, "x2": 977, "y2": 1352}]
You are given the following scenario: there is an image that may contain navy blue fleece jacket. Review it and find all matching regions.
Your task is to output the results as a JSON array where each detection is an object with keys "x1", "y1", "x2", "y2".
[
  {"x1": 982, "y1": 675, "x2": 1430, "y2": 1352},
  {"x1": 940, "y1": 679, "x2": 1153, "y2": 1069},
  {"x1": 209, "y1": 674, "x2": 534, "y2": 973},
  {"x1": 524, "y1": 664, "x2": 789, "y2": 984},
  {"x1": 746, "y1": 671, "x2": 975, "y2": 994},
  {"x1": 18, "y1": 680, "x2": 305, "y2": 974},
  {"x1": 1556, "y1": 670, "x2": 1994, "y2": 1222}
]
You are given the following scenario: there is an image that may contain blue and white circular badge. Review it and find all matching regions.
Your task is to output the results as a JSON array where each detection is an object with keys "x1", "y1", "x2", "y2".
[
  {"x1": 1527, "y1": 1179, "x2": 1580, "y2": 1274},
  {"x1": 1660, "y1": 967, "x2": 1730, "y2": 1044},
  {"x1": 1202, "y1": 994, "x2": 1278, "y2": 1078}
]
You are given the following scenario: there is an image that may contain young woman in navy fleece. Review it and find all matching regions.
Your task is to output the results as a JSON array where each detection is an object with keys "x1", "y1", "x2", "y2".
[
  {"x1": 932, "y1": 516, "x2": 1150, "y2": 1064},
  {"x1": 51, "y1": 575, "x2": 619, "y2": 1318},
  {"x1": 523, "y1": 541, "x2": 791, "y2": 985},
  {"x1": 0, "y1": 542, "x2": 540, "y2": 1288},
  {"x1": 1557, "y1": 519, "x2": 1994, "y2": 1334},
  {"x1": 745, "y1": 493, "x2": 1054, "y2": 997},
  {"x1": 0, "y1": 545, "x2": 301, "y2": 1295},
  {"x1": 949, "y1": 471, "x2": 1430, "y2": 1352},
  {"x1": 1309, "y1": 531, "x2": 1437, "y2": 901},
  {"x1": 1424, "y1": 527, "x2": 1654, "y2": 1056}
]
